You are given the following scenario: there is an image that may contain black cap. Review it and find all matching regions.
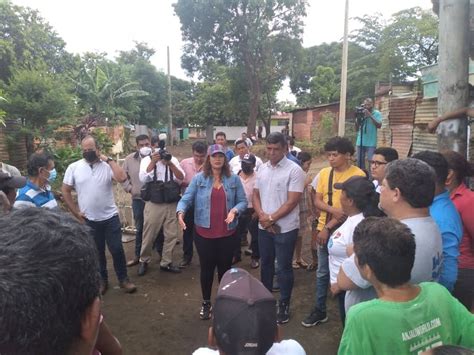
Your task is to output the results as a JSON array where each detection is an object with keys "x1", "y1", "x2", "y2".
[
  {"x1": 241, "y1": 153, "x2": 256, "y2": 165},
  {"x1": 213, "y1": 268, "x2": 276, "y2": 355},
  {"x1": 333, "y1": 176, "x2": 374, "y2": 196},
  {"x1": 0, "y1": 171, "x2": 27, "y2": 190}
]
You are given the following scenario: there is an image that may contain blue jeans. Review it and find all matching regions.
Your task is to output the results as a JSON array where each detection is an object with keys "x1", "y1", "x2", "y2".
[
  {"x1": 356, "y1": 146, "x2": 375, "y2": 171},
  {"x1": 316, "y1": 244, "x2": 329, "y2": 313},
  {"x1": 132, "y1": 199, "x2": 145, "y2": 258},
  {"x1": 86, "y1": 214, "x2": 128, "y2": 283},
  {"x1": 258, "y1": 228, "x2": 298, "y2": 303}
]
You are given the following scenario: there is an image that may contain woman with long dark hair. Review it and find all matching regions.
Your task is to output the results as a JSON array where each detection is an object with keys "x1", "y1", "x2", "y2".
[
  {"x1": 177, "y1": 144, "x2": 247, "y2": 319},
  {"x1": 442, "y1": 150, "x2": 474, "y2": 311},
  {"x1": 326, "y1": 176, "x2": 382, "y2": 325}
]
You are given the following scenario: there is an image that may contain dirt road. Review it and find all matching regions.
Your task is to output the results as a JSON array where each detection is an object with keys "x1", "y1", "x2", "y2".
[{"x1": 101, "y1": 140, "x2": 341, "y2": 354}]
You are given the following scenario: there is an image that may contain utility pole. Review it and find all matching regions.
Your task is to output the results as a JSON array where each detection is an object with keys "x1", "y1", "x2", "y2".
[
  {"x1": 167, "y1": 46, "x2": 173, "y2": 146},
  {"x1": 338, "y1": 0, "x2": 349, "y2": 137},
  {"x1": 437, "y1": 0, "x2": 469, "y2": 155}
]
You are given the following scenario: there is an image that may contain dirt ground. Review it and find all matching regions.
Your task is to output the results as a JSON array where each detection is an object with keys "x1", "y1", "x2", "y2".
[{"x1": 101, "y1": 140, "x2": 341, "y2": 355}]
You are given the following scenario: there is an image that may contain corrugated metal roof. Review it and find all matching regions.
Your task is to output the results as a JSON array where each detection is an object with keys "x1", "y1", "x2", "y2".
[
  {"x1": 388, "y1": 96, "x2": 418, "y2": 158},
  {"x1": 391, "y1": 125, "x2": 414, "y2": 158}
]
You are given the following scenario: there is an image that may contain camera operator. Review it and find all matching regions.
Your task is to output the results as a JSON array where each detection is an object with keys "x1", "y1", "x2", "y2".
[
  {"x1": 137, "y1": 135, "x2": 185, "y2": 275},
  {"x1": 355, "y1": 98, "x2": 382, "y2": 171}
]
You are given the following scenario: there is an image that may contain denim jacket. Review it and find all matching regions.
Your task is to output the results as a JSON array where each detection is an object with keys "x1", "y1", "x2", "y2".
[{"x1": 177, "y1": 172, "x2": 247, "y2": 230}]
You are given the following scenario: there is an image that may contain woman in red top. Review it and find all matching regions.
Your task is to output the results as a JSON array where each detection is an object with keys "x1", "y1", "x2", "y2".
[
  {"x1": 443, "y1": 150, "x2": 474, "y2": 312},
  {"x1": 177, "y1": 144, "x2": 247, "y2": 320}
]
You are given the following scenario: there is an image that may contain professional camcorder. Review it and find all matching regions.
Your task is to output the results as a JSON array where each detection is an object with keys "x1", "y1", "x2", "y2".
[
  {"x1": 355, "y1": 105, "x2": 366, "y2": 127},
  {"x1": 156, "y1": 133, "x2": 172, "y2": 161}
]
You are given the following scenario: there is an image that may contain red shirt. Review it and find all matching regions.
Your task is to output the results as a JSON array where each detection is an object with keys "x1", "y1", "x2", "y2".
[
  {"x1": 450, "y1": 183, "x2": 474, "y2": 269},
  {"x1": 195, "y1": 187, "x2": 235, "y2": 239}
]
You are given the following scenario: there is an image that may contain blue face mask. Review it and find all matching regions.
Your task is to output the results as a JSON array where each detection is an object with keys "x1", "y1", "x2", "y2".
[{"x1": 47, "y1": 168, "x2": 57, "y2": 183}]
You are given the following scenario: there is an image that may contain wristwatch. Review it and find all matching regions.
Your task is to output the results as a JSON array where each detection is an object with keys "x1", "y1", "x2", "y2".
[
  {"x1": 106, "y1": 157, "x2": 114, "y2": 163},
  {"x1": 269, "y1": 214, "x2": 274, "y2": 223}
]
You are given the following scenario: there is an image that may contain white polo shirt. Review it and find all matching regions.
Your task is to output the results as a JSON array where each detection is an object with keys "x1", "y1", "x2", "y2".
[
  {"x1": 255, "y1": 156, "x2": 305, "y2": 233},
  {"x1": 63, "y1": 159, "x2": 118, "y2": 221}
]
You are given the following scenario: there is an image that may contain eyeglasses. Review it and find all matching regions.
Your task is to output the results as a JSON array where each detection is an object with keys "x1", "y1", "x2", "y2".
[{"x1": 369, "y1": 160, "x2": 387, "y2": 167}]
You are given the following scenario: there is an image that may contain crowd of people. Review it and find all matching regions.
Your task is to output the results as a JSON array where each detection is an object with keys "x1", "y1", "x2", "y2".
[{"x1": 1, "y1": 103, "x2": 474, "y2": 354}]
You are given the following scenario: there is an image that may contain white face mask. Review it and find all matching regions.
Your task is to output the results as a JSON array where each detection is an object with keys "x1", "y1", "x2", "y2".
[{"x1": 139, "y1": 147, "x2": 152, "y2": 157}]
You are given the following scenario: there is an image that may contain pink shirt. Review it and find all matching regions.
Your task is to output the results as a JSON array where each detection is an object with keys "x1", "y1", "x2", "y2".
[
  {"x1": 450, "y1": 183, "x2": 474, "y2": 269},
  {"x1": 179, "y1": 157, "x2": 203, "y2": 190},
  {"x1": 238, "y1": 172, "x2": 257, "y2": 208}
]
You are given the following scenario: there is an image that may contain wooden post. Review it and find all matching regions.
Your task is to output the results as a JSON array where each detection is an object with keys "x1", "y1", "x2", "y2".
[
  {"x1": 338, "y1": 0, "x2": 349, "y2": 137},
  {"x1": 437, "y1": 0, "x2": 469, "y2": 155}
]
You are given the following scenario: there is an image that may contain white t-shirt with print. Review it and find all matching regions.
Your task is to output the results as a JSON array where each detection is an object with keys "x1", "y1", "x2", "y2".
[{"x1": 328, "y1": 213, "x2": 364, "y2": 284}]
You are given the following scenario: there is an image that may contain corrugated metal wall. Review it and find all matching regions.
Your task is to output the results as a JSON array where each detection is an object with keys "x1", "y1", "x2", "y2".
[
  {"x1": 389, "y1": 96, "x2": 418, "y2": 158},
  {"x1": 412, "y1": 98, "x2": 438, "y2": 154}
]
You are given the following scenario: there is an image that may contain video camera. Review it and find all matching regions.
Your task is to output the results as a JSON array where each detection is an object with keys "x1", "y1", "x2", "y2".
[
  {"x1": 355, "y1": 105, "x2": 366, "y2": 127},
  {"x1": 156, "y1": 133, "x2": 172, "y2": 161}
]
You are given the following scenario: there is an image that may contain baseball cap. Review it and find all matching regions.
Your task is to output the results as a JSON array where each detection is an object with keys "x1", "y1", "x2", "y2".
[
  {"x1": 242, "y1": 153, "x2": 256, "y2": 165},
  {"x1": 208, "y1": 144, "x2": 226, "y2": 156},
  {"x1": 0, "y1": 170, "x2": 27, "y2": 190},
  {"x1": 333, "y1": 175, "x2": 374, "y2": 196},
  {"x1": 213, "y1": 268, "x2": 277, "y2": 355}
]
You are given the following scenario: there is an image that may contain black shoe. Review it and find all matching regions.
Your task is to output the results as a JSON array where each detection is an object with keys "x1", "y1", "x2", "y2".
[
  {"x1": 301, "y1": 307, "x2": 328, "y2": 327},
  {"x1": 200, "y1": 301, "x2": 212, "y2": 320},
  {"x1": 160, "y1": 264, "x2": 181, "y2": 273},
  {"x1": 137, "y1": 262, "x2": 148, "y2": 276},
  {"x1": 179, "y1": 258, "x2": 191, "y2": 268},
  {"x1": 277, "y1": 301, "x2": 290, "y2": 324}
]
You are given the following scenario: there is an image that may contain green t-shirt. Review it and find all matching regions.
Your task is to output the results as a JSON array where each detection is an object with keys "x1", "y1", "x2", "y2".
[{"x1": 338, "y1": 282, "x2": 474, "y2": 355}]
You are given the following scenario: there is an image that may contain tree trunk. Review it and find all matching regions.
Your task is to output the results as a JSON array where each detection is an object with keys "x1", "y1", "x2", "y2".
[{"x1": 247, "y1": 76, "x2": 260, "y2": 136}]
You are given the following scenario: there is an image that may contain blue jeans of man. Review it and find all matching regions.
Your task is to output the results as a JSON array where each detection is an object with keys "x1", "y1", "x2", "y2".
[
  {"x1": 316, "y1": 244, "x2": 329, "y2": 313},
  {"x1": 258, "y1": 228, "x2": 298, "y2": 303},
  {"x1": 356, "y1": 146, "x2": 375, "y2": 171},
  {"x1": 132, "y1": 199, "x2": 145, "y2": 258},
  {"x1": 86, "y1": 214, "x2": 128, "y2": 283}
]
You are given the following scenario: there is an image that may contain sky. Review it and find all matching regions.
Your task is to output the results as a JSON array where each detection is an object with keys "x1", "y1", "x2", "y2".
[{"x1": 12, "y1": 0, "x2": 434, "y2": 101}]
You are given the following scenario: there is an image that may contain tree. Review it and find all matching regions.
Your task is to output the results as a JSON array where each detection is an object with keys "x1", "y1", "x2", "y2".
[
  {"x1": 174, "y1": 0, "x2": 307, "y2": 134},
  {"x1": 73, "y1": 53, "x2": 148, "y2": 124},
  {"x1": 310, "y1": 66, "x2": 338, "y2": 104},
  {"x1": 0, "y1": 2, "x2": 76, "y2": 83}
]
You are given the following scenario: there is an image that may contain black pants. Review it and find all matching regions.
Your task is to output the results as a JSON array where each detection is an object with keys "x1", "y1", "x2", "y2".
[
  {"x1": 234, "y1": 208, "x2": 259, "y2": 259},
  {"x1": 182, "y1": 207, "x2": 195, "y2": 261},
  {"x1": 453, "y1": 268, "x2": 474, "y2": 311},
  {"x1": 194, "y1": 231, "x2": 235, "y2": 301}
]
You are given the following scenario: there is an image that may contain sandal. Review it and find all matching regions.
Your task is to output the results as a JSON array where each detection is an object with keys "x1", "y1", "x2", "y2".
[{"x1": 292, "y1": 260, "x2": 300, "y2": 269}]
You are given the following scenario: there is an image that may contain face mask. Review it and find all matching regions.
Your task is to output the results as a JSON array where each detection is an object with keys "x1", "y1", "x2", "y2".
[
  {"x1": 139, "y1": 146, "x2": 152, "y2": 157},
  {"x1": 83, "y1": 150, "x2": 98, "y2": 163},
  {"x1": 47, "y1": 168, "x2": 57, "y2": 183},
  {"x1": 241, "y1": 164, "x2": 254, "y2": 174}
]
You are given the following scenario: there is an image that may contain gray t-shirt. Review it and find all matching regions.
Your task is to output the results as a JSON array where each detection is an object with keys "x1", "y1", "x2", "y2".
[{"x1": 342, "y1": 216, "x2": 443, "y2": 312}]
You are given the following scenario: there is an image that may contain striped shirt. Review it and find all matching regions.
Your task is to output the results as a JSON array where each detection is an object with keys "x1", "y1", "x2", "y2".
[{"x1": 14, "y1": 180, "x2": 58, "y2": 209}]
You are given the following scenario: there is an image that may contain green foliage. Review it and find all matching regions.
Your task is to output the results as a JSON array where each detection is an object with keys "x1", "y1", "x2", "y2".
[
  {"x1": 91, "y1": 129, "x2": 113, "y2": 155},
  {"x1": 0, "y1": 94, "x2": 6, "y2": 126},
  {"x1": 174, "y1": 0, "x2": 307, "y2": 133},
  {"x1": 312, "y1": 112, "x2": 335, "y2": 152},
  {"x1": 0, "y1": 2, "x2": 76, "y2": 83},
  {"x1": 2, "y1": 69, "x2": 74, "y2": 130},
  {"x1": 310, "y1": 66, "x2": 338, "y2": 104},
  {"x1": 52, "y1": 145, "x2": 82, "y2": 174}
]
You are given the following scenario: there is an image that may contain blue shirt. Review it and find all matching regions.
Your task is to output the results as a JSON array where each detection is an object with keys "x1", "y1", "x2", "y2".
[
  {"x1": 286, "y1": 152, "x2": 300, "y2": 166},
  {"x1": 356, "y1": 109, "x2": 382, "y2": 147},
  {"x1": 429, "y1": 190, "x2": 463, "y2": 291},
  {"x1": 14, "y1": 180, "x2": 58, "y2": 209},
  {"x1": 225, "y1": 149, "x2": 234, "y2": 162}
]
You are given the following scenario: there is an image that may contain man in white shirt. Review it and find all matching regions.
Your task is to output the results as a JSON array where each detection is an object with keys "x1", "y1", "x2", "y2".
[
  {"x1": 229, "y1": 139, "x2": 263, "y2": 174},
  {"x1": 369, "y1": 147, "x2": 398, "y2": 192},
  {"x1": 137, "y1": 140, "x2": 185, "y2": 276},
  {"x1": 62, "y1": 136, "x2": 136, "y2": 295}
]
